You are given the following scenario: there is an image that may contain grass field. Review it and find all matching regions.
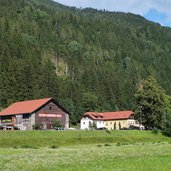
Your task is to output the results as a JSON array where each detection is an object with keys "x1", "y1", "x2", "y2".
[
  {"x1": 0, "y1": 130, "x2": 171, "y2": 171},
  {"x1": 0, "y1": 130, "x2": 170, "y2": 148}
]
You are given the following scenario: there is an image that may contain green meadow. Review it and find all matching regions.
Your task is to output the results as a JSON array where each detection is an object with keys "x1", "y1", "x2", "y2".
[
  {"x1": 0, "y1": 130, "x2": 171, "y2": 171},
  {"x1": 0, "y1": 130, "x2": 170, "y2": 148}
]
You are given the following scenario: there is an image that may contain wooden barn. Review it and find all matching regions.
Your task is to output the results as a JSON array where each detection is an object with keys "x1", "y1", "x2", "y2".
[{"x1": 0, "y1": 98, "x2": 69, "y2": 130}]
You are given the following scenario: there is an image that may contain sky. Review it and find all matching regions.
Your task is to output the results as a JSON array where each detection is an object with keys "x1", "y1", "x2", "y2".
[{"x1": 54, "y1": 0, "x2": 171, "y2": 27}]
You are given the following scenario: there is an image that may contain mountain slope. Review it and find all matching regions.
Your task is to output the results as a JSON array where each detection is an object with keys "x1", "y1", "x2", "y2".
[{"x1": 1, "y1": 0, "x2": 171, "y2": 123}]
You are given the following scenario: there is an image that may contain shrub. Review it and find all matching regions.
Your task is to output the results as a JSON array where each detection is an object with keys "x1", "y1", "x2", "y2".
[
  {"x1": 97, "y1": 145, "x2": 102, "y2": 147},
  {"x1": 53, "y1": 119, "x2": 62, "y2": 128},
  {"x1": 116, "y1": 142, "x2": 121, "y2": 146},
  {"x1": 50, "y1": 145, "x2": 59, "y2": 149},
  {"x1": 152, "y1": 129, "x2": 159, "y2": 134},
  {"x1": 32, "y1": 124, "x2": 41, "y2": 130},
  {"x1": 162, "y1": 128, "x2": 171, "y2": 137}
]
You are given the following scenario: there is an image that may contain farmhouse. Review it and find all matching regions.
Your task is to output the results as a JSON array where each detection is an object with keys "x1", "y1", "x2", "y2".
[
  {"x1": 80, "y1": 111, "x2": 137, "y2": 130},
  {"x1": 0, "y1": 98, "x2": 69, "y2": 130}
]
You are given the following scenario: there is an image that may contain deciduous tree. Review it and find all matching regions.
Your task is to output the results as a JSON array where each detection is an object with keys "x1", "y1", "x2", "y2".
[{"x1": 135, "y1": 76, "x2": 166, "y2": 129}]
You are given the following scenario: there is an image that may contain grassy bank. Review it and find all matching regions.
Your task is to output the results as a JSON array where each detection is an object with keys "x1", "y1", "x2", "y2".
[
  {"x1": 0, "y1": 130, "x2": 170, "y2": 148},
  {"x1": 0, "y1": 143, "x2": 171, "y2": 171}
]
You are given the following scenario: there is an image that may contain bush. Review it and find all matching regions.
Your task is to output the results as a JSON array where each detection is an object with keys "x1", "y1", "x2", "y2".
[
  {"x1": 32, "y1": 124, "x2": 41, "y2": 130},
  {"x1": 53, "y1": 119, "x2": 62, "y2": 128},
  {"x1": 152, "y1": 129, "x2": 159, "y2": 134},
  {"x1": 97, "y1": 145, "x2": 102, "y2": 147},
  {"x1": 104, "y1": 144, "x2": 111, "y2": 146},
  {"x1": 50, "y1": 145, "x2": 59, "y2": 149},
  {"x1": 116, "y1": 142, "x2": 121, "y2": 146},
  {"x1": 162, "y1": 128, "x2": 171, "y2": 137}
]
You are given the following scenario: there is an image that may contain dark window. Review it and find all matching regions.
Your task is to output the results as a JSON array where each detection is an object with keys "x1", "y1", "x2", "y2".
[
  {"x1": 49, "y1": 106, "x2": 52, "y2": 110},
  {"x1": 23, "y1": 114, "x2": 29, "y2": 119}
]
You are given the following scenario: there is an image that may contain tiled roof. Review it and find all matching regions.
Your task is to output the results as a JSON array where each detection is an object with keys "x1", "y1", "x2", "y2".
[
  {"x1": 84, "y1": 111, "x2": 134, "y2": 120},
  {"x1": 0, "y1": 98, "x2": 52, "y2": 116}
]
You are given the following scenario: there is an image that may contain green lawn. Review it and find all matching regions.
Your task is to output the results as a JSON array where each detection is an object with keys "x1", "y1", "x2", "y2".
[
  {"x1": 0, "y1": 130, "x2": 170, "y2": 148},
  {"x1": 0, "y1": 130, "x2": 171, "y2": 171}
]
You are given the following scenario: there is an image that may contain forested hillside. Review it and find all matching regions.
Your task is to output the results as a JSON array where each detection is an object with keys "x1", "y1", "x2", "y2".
[{"x1": 1, "y1": 0, "x2": 171, "y2": 124}]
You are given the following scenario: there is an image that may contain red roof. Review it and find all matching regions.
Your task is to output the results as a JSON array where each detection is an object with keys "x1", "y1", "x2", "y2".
[
  {"x1": 0, "y1": 98, "x2": 52, "y2": 116},
  {"x1": 84, "y1": 111, "x2": 134, "y2": 120}
]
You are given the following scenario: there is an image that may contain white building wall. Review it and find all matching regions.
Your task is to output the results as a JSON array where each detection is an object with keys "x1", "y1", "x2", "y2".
[
  {"x1": 81, "y1": 117, "x2": 141, "y2": 130},
  {"x1": 96, "y1": 121, "x2": 105, "y2": 129},
  {"x1": 65, "y1": 114, "x2": 69, "y2": 128},
  {"x1": 80, "y1": 117, "x2": 104, "y2": 130},
  {"x1": 80, "y1": 117, "x2": 93, "y2": 130}
]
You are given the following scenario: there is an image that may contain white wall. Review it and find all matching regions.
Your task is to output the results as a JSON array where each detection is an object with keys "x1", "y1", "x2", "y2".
[
  {"x1": 96, "y1": 121, "x2": 105, "y2": 129},
  {"x1": 80, "y1": 117, "x2": 93, "y2": 130},
  {"x1": 65, "y1": 114, "x2": 69, "y2": 128},
  {"x1": 80, "y1": 117, "x2": 104, "y2": 129}
]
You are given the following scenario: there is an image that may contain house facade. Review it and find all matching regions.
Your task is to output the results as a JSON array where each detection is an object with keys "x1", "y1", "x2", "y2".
[
  {"x1": 80, "y1": 114, "x2": 105, "y2": 130},
  {"x1": 0, "y1": 98, "x2": 69, "y2": 130},
  {"x1": 80, "y1": 111, "x2": 137, "y2": 130}
]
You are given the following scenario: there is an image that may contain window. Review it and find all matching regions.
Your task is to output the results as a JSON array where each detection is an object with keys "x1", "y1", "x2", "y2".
[
  {"x1": 49, "y1": 106, "x2": 52, "y2": 110},
  {"x1": 23, "y1": 114, "x2": 29, "y2": 119},
  {"x1": 83, "y1": 122, "x2": 85, "y2": 125}
]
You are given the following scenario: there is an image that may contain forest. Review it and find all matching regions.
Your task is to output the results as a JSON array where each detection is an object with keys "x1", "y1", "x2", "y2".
[{"x1": 1, "y1": 0, "x2": 171, "y2": 124}]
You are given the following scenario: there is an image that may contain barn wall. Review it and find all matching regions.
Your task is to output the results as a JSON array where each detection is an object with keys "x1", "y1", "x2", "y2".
[{"x1": 35, "y1": 101, "x2": 69, "y2": 129}]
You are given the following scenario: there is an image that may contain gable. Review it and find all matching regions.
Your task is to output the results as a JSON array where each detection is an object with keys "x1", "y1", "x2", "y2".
[{"x1": 0, "y1": 98, "x2": 70, "y2": 116}]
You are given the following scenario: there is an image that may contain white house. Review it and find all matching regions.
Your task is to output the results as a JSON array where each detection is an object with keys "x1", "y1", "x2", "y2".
[
  {"x1": 80, "y1": 112, "x2": 105, "y2": 130},
  {"x1": 80, "y1": 111, "x2": 140, "y2": 130}
]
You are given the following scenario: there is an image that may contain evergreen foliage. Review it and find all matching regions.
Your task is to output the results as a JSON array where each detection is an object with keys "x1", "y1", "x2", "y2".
[{"x1": 1, "y1": 0, "x2": 171, "y2": 124}]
